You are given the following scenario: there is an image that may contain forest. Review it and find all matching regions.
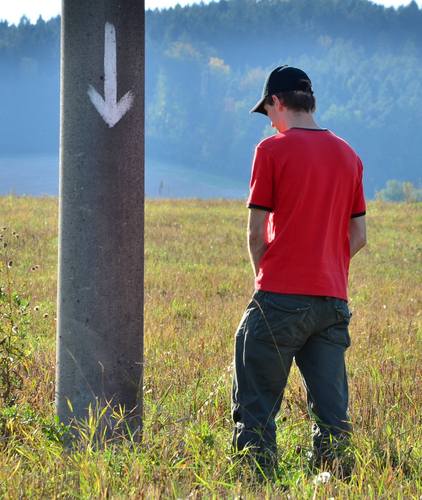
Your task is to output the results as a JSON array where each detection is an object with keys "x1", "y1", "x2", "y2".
[{"x1": 1, "y1": 0, "x2": 421, "y2": 196}]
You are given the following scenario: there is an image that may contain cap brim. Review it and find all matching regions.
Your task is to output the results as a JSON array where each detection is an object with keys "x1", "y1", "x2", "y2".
[{"x1": 249, "y1": 97, "x2": 267, "y2": 115}]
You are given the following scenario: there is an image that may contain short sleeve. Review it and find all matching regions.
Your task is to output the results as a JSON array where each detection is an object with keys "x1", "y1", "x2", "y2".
[
  {"x1": 246, "y1": 146, "x2": 274, "y2": 212},
  {"x1": 351, "y1": 156, "x2": 366, "y2": 218}
]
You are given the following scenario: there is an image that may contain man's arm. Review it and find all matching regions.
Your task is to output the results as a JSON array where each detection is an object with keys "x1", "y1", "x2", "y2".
[
  {"x1": 349, "y1": 215, "x2": 367, "y2": 258},
  {"x1": 247, "y1": 208, "x2": 269, "y2": 277}
]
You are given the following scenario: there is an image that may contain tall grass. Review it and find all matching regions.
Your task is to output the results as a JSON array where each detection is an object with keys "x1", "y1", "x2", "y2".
[{"x1": 0, "y1": 194, "x2": 421, "y2": 498}]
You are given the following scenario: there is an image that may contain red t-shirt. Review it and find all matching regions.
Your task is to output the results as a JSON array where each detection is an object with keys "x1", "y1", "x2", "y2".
[{"x1": 246, "y1": 127, "x2": 366, "y2": 301}]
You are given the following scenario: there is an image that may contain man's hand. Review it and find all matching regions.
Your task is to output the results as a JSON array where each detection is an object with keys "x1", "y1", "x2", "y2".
[
  {"x1": 349, "y1": 215, "x2": 367, "y2": 258},
  {"x1": 247, "y1": 208, "x2": 269, "y2": 277}
]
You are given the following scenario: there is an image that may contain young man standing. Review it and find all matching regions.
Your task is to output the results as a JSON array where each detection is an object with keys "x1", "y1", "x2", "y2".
[{"x1": 231, "y1": 65, "x2": 367, "y2": 478}]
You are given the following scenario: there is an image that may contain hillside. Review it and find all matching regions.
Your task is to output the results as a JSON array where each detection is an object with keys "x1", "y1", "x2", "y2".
[{"x1": 0, "y1": 1, "x2": 422, "y2": 196}]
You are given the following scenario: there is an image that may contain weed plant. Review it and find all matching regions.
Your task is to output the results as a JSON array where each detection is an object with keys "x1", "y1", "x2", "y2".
[{"x1": 0, "y1": 195, "x2": 421, "y2": 498}]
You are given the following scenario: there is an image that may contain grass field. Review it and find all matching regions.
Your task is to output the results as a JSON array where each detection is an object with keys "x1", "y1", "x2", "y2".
[{"x1": 0, "y1": 195, "x2": 421, "y2": 498}]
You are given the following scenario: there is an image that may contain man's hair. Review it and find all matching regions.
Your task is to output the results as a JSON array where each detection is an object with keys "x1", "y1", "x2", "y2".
[{"x1": 264, "y1": 79, "x2": 316, "y2": 113}]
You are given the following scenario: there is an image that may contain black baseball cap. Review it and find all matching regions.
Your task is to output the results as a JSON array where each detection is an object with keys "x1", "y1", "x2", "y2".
[{"x1": 250, "y1": 65, "x2": 312, "y2": 115}]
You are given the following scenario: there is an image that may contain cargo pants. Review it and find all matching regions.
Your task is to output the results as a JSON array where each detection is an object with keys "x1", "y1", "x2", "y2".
[{"x1": 231, "y1": 289, "x2": 353, "y2": 473}]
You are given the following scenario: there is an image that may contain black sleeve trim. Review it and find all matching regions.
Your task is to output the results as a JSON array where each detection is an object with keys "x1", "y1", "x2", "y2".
[
  {"x1": 247, "y1": 203, "x2": 273, "y2": 212},
  {"x1": 351, "y1": 211, "x2": 366, "y2": 218}
]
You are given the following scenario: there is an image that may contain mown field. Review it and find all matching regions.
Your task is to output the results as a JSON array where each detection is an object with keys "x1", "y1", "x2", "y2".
[{"x1": 0, "y1": 195, "x2": 421, "y2": 498}]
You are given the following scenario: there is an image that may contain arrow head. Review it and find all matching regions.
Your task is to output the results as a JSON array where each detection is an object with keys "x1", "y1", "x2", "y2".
[{"x1": 88, "y1": 86, "x2": 134, "y2": 128}]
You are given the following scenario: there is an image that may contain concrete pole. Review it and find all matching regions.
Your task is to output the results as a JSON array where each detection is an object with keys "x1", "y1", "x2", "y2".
[{"x1": 56, "y1": 0, "x2": 144, "y2": 441}]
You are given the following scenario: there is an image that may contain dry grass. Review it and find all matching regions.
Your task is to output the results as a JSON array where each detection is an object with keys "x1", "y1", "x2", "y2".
[{"x1": 0, "y1": 195, "x2": 421, "y2": 498}]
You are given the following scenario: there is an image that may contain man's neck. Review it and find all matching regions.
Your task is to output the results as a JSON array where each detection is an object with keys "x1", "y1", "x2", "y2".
[{"x1": 284, "y1": 111, "x2": 321, "y2": 130}]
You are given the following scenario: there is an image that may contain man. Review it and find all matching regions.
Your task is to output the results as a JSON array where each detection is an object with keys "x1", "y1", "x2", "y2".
[{"x1": 231, "y1": 65, "x2": 367, "y2": 479}]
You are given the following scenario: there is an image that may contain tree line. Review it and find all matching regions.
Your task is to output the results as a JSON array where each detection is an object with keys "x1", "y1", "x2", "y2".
[{"x1": 1, "y1": 0, "x2": 421, "y2": 196}]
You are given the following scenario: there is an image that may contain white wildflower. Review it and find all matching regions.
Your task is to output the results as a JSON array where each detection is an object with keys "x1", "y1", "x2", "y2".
[{"x1": 313, "y1": 471, "x2": 331, "y2": 485}]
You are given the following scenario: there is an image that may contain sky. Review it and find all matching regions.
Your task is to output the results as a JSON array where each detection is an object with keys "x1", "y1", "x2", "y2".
[{"x1": 0, "y1": 0, "x2": 420, "y2": 25}]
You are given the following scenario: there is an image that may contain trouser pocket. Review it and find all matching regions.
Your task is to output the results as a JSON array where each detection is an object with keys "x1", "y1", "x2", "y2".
[{"x1": 249, "y1": 292, "x2": 311, "y2": 348}]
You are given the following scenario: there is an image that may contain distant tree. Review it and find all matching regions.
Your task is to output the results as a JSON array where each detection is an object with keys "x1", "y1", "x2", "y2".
[{"x1": 376, "y1": 180, "x2": 422, "y2": 202}]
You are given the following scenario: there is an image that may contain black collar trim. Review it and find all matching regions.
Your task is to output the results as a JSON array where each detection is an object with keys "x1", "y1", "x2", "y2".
[{"x1": 289, "y1": 127, "x2": 328, "y2": 131}]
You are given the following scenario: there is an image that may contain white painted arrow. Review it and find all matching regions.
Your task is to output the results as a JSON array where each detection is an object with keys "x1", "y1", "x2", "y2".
[{"x1": 88, "y1": 22, "x2": 134, "y2": 128}]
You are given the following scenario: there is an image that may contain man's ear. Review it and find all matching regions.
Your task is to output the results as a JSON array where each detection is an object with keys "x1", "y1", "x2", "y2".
[{"x1": 272, "y1": 94, "x2": 283, "y2": 110}]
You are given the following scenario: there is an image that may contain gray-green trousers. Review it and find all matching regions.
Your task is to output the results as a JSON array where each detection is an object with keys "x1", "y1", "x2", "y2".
[{"x1": 231, "y1": 289, "x2": 353, "y2": 471}]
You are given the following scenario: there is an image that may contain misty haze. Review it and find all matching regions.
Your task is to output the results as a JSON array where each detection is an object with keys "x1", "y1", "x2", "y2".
[{"x1": 1, "y1": 0, "x2": 421, "y2": 197}]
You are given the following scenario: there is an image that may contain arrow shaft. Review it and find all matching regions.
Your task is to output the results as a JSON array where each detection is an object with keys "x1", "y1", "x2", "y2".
[{"x1": 104, "y1": 22, "x2": 117, "y2": 105}]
